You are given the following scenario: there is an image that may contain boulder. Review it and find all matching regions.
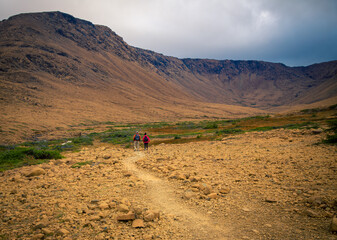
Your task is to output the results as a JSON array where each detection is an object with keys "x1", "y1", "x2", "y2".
[
  {"x1": 132, "y1": 219, "x2": 145, "y2": 228},
  {"x1": 144, "y1": 210, "x2": 160, "y2": 222},
  {"x1": 184, "y1": 191, "x2": 197, "y2": 199},
  {"x1": 219, "y1": 188, "x2": 231, "y2": 194},
  {"x1": 330, "y1": 216, "x2": 337, "y2": 232},
  {"x1": 99, "y1": 202, "x2": 109, "y2": 210},
  {"x1": 199, "y1": 183, "x2": 212, "y2": 195},
  {"x1": 41, "y1": 228, "x2": 53, "y2": 235},
  {"x1": 56, "y1": 229, "x2": 70, "y2": 236},
  {"x1": 26, "y1": 167, "x2": 46, "y2": 177},
  {"x1": 31, "y1": 234, "x2": 44, "y2": 239},
  {"x1": 117, "y1": 204, "x2": 129, "y2": 212},
  {"x1": 33, "y1": 219, "x2": 49, "y2": 230},
  {"x1": 116, "y1": 211, "x2": 135, "y2": 221},
  {"x1": 207, "y1": 193, "x2": 218, "y2": 199}
]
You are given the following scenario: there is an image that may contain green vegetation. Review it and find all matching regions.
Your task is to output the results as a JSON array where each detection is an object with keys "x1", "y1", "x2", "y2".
[
  {"x1": 0, "y1": 147, "x2": 62, "y2": 171},
  {"x1": 323, "y1": 119, "x2": 337, "y2": 144},
  {"x1": 98, "y1": 128, "x2": 137, "y2": 145},
  {"x1": 71, "y1": 161, "x2": 93, "y2": 168},
  {"x1": 216, "y1": 128, "x2": 244, "y2": 134},
  {"x1": 1, "y1": 107, "x2": 336, "y2": 171}
]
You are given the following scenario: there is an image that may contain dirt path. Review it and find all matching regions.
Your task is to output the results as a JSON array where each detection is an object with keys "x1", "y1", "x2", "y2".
[{"x1": 123, "y1": 152, "x2": 232, "y2": 240}]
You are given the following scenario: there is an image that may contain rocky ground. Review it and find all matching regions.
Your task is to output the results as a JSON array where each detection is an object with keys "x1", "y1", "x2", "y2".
[{"x1": 1, "y1": 129, "x2": 337, "y2": 239}]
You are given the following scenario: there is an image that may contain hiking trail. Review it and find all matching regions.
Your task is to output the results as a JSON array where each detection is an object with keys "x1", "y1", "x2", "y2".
[{"x1": 123, "y1": 151, "x2": 232, "y2": 240}]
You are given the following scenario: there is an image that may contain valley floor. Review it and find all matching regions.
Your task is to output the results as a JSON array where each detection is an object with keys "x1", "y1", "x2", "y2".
[{"x1": 0, "y1": 129, "x2": 336, "y2": 239}]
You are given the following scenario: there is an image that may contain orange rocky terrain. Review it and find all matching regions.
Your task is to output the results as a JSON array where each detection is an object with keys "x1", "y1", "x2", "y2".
[{"x1": 1, "y1": 129, "x2": 336, "y2": 239}]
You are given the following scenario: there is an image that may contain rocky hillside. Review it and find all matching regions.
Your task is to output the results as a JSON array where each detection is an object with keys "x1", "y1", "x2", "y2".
[
  {"x1": 0, "y1": 11, "x2": 336, "y2": 142},
  {"x1": 1, "y1": 129, "x2": 336, "y2": 239}
]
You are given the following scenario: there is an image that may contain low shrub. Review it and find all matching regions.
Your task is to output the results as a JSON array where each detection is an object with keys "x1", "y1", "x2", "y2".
[
  {"x1": 323, "y1": 119, "x2": 337, "y2": 144},
  {"x1": 203, "y1": 122, "x2": 218, "y2": 129}
]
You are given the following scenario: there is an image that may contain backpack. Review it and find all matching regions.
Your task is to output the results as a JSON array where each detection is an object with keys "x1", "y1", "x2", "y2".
[
  {"x1": 134, "y1": 134, "x2": 140, "y2": 141},
  {"x1": 143, "y1": 135, "x2": 149, "y2": 142}
]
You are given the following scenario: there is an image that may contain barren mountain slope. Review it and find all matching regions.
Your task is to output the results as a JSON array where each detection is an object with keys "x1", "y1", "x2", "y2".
[
  {"x1": 0, "y1": 11, "x2": 336, "y2": 143},
  {"x1": 0, "y1": 12, "x2": 265, "y2": 143}
]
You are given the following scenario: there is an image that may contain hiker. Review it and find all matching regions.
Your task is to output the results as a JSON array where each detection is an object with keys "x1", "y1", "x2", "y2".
[
  {"x1": 143, "y1": 132, "x2": 150, "y2": 151},
  {"x1": 133, "y1": 131, "x2": 141, "y2": 151}
]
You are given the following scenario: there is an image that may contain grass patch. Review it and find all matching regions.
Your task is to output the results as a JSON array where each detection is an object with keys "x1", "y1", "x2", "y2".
[
  {"x1": 203, "y1": 122, "x2": 218, "y2": 129},
  {"x1": 250, "y1": 126, "x2": 276, "y2": 131},
  {"x1": 0, "y1": 147, "x2": 62, "y2": 171},
  {"x1": 98, "y1": 128, "x2": 137, "y2": 145},
  {"x1": 216, "y1": 128, "x2": 244, "y2": 134}
]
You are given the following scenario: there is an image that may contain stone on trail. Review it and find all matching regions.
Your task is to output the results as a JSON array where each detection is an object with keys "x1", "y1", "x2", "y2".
[
  {"x1": 42, "y1": 228, "x2": 53, "y2": 235},
  {"x1": 99, "y1": 202, "x2": 110, "y2": 210},
  {"x1": 144, "y1": 210, "x2": 160, "y2": 222},
  {"x1": 57, "y1": 228, "x2": 70, "y2": 236},
  {"x1": 132, "y1": 219, "x2": 145, "y2": 228},
  {"x1": 304, "y1": 209, "x2": 319, "y2": 218},
  {"x1": 26, "y1": 167, "x2": 46, "y2": 177},
  {"x1": 219, "y1": 187, "x2": 231, "y2": 194},
  {"x1": 121, "y1": 198, "x2": 131, "y2": 206},
  {"x1": 118, "y1": 204, "x2": 129, "y2": 212},
  {"x1": 184, "y1": 191, "x2": 197, "y2": 199},
  {"x1": 199, "y1": 183, "x2": 212, "y2": 195},
  {"x1": 33, "y1": 219, "x2": 49, "y2": 230},
  {"x1": 116, "y1": 211, "x2": 135, "y2": 221},
  {"x1": 89, "y1": 215, "x2": 101, "y2": 221},
  {"x1": 330, "y1": 216, "x2": 337, "y2": 232},
  {"x1": 265, "y1": 198, "x2": 277, "y2": 203},
  {"x1": 207, "y1": 193, "x2": 218, "y2": 199},
  {"x1": 31, "y1": 233, "x2": 44, "y2": 239},
  {"x1": 91, "y1": 200, "x2": 100, "y2": 204}
]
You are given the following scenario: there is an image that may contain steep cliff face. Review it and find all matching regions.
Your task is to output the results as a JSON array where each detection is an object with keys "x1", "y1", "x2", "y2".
[{"x1": 0, "y1": 11, "x2": 336, "y2": 139}]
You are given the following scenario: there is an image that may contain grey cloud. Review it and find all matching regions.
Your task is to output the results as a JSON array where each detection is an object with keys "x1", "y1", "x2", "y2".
[{"x1": 0, "y1": 0, "x2": 336, "y2": 66}]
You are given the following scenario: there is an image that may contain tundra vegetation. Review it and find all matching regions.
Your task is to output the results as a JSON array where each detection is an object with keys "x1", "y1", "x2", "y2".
[{"x1": 0, "y1": 105, "x2": 336, "y2": 171}]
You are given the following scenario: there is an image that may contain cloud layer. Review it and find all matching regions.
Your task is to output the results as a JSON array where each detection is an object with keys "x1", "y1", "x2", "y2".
[{"x1": 1, "y1": 0, "x2": 337, "y2": 66}]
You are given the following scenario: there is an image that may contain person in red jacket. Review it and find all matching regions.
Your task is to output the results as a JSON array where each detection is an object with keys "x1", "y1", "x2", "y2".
[{"x1": 142, "y1": 133, "x2": 150, "y2": 151}]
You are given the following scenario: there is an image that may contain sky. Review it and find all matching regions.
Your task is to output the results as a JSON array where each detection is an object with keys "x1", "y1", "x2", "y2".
[{"x1": 1, "y1": 0, "x2": 337, "y2": 67}]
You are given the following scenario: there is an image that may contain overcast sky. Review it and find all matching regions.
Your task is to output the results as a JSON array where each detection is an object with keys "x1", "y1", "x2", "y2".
[{"x1": 1, "y1": 0, "x2": 337, "y2": 66}]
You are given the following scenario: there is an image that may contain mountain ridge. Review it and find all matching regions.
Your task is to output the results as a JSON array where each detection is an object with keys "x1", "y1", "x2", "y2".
[{"x1": 0, "y1": 11, "x2": 336, "y2": 143}]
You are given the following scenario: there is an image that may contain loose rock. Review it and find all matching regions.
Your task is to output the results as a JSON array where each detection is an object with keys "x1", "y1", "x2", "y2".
[
  {"x1": 26, "y1": 167, "x2": 46, "y2": 177},
  {"x1": 330, "y1": 216, "x2": 337, "y2": 232},
  {"x1": 132, "y1": 219, "x2": 145, "y2": 228},
  {"x1": 116, "y1": 211, "x2": 135, "y2": 221}
]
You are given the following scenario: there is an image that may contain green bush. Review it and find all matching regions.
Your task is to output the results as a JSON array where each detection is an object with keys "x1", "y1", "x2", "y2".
[
  {"x1": 203, "y1": 122, "x2": 218, "y2": 129},
  {"x1": 323, "y1": 119, "x2": 337, "y2": 144},
  {"x1": 323, "y1": 134, "x2": 337, "y2": 144}
]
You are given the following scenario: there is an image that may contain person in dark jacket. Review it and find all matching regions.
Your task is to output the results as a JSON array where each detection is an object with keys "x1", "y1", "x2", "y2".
[
  {"x1": 142, "y1": 133, "x2": 150, "y2": 151},
  {"x1": 133, "y1": 131, "x2": 141, "y2": 151}
]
